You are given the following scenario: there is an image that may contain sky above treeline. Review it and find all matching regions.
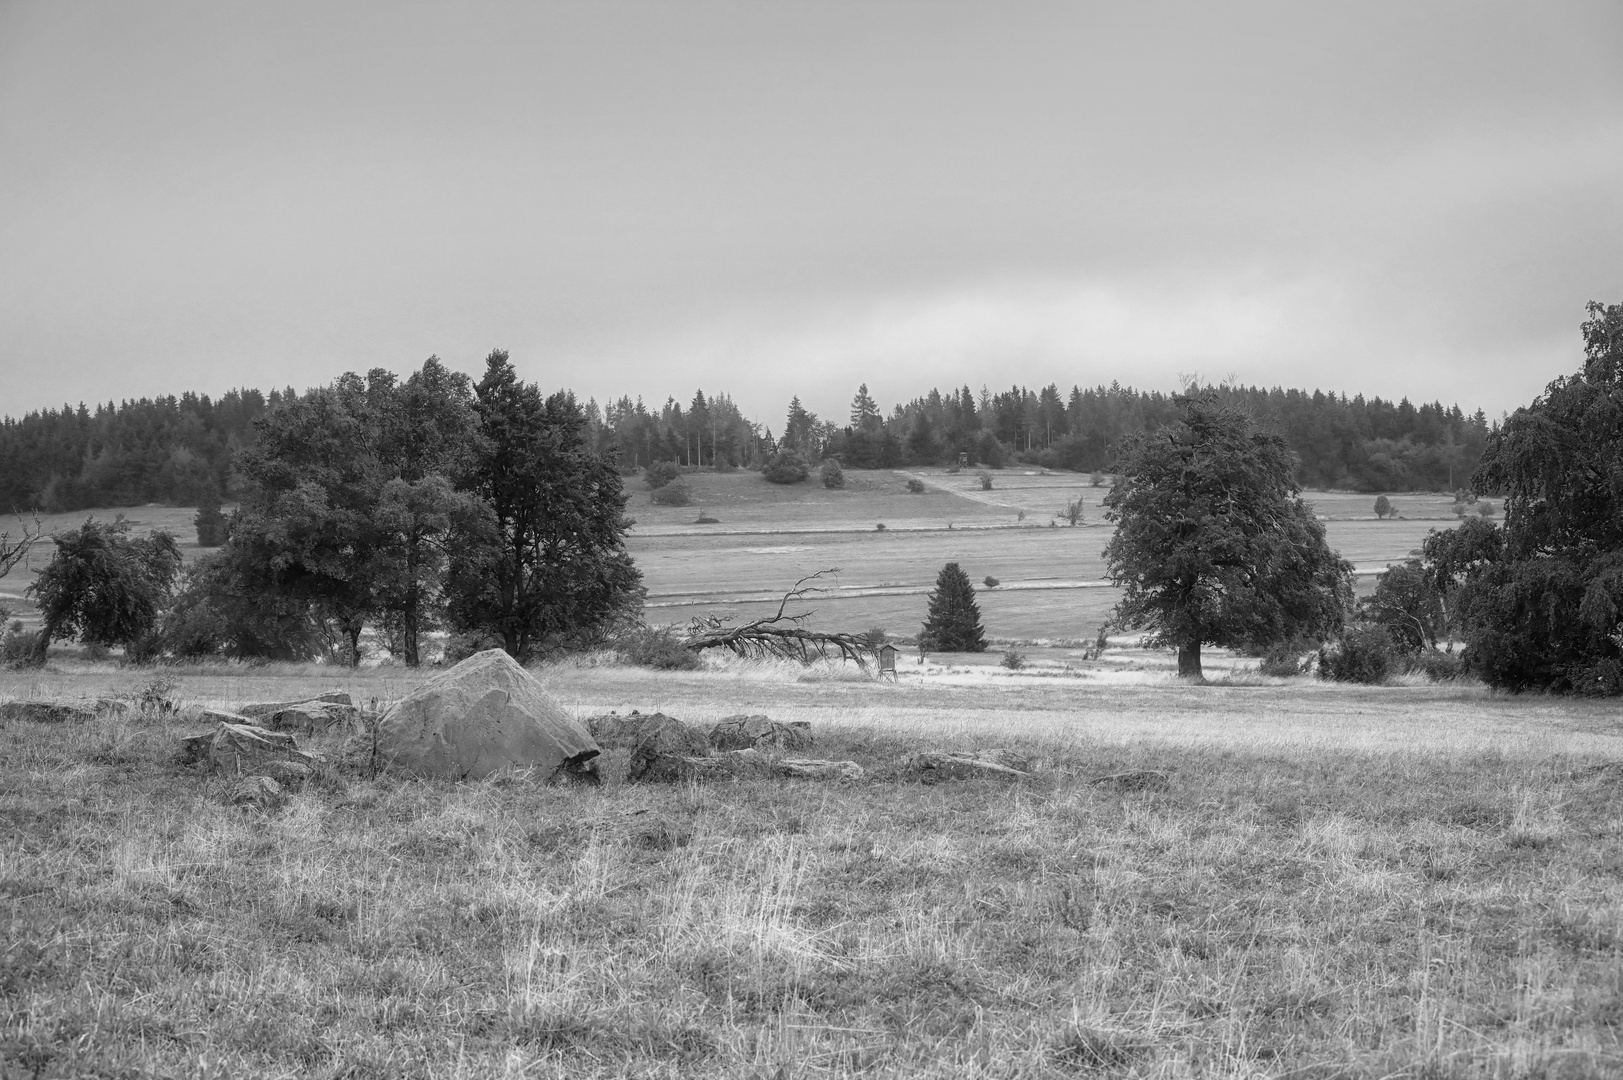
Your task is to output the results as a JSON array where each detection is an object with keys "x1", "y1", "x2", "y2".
[{"x1": 2, "y1": 2, "x2": 1620, "y2": 426}]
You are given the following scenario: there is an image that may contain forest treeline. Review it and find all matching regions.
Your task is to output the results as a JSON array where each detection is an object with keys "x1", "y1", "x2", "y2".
[{"x1": 0, "y1": 375, "x2": 1492, "y2": 513}]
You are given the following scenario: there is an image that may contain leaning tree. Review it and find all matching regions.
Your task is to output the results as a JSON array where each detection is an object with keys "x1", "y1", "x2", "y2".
[
  {"x1": 1102, "y1": 390, "x2": 1353, "y2": 679},
  {"x1": 29, "y1": 516, "x2": 182, "y2": 661}
]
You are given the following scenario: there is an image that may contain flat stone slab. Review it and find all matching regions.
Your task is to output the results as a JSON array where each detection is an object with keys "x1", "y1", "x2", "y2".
[
  {"x1": 908, "y1": 751, "x2": 1033, "y2": 783},
  {"x1": 0, "y1": 700, "x2": 95, "y2": 724}
]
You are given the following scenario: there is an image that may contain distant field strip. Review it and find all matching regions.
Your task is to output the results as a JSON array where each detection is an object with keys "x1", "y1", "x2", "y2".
[{"x1": 644, "y1": 578, "x2": 1115, "y2": 606}]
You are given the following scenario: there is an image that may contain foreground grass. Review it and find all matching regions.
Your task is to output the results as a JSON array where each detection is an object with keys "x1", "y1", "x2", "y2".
[{"x1": 4, "y1": 666, "x2": 1623, "y2": 1078}]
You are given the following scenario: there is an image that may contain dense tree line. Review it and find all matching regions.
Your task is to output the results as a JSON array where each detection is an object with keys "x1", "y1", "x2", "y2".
[
  {"x1": 1, "y1": 370, "x2": 1495, "y2": 514},
  {"x1": 18, "y1": 353, "x2": 643, "y2": 667}
]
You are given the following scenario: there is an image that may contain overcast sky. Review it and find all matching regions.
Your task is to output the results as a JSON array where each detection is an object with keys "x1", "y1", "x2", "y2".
[{"x1": 2, "y1": 2, "x2": 1619, "y2": 427}]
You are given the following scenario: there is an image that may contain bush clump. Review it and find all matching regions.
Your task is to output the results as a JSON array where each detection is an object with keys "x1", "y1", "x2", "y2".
[
  {"x1": 617, "y1": 626, "x2": 701, "y2": 670},
  {"x1": 762, "y1": 451, "x2": 809, "y2": 484},
  {"x1": 906, "y1": 479, "x2": 925, "y2": 494},
  {"x1": 1001, "y1": 650, "x2": 1026, "y2": 670},
  {"x1": 650, "y1": 480, "x2": 692, "y2": 506},
  {"x1": 0, "y1": 620, "x2": 39, "y2": 668},
  {"x1": 1318, "y1": 626, "x2": 1397, "y2": 684},
  {"x1": 983, "y1": 576, "x2": 1000, "y2": 588},
  {"x1": 976, "y1": 470, "x2": 994, "y2": 491},
  {"x1": 820, "y1": 459, "x2": 844, "y2": 489},
  {"x1": 645, "y1": 461, "x2": 681, "y2": 489},
  {"x1": 1407, "y1": 648, "x2": 1465, "y2": 682}
]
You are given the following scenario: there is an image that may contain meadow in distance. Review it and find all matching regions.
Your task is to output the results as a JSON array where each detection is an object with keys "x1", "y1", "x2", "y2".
[{"x1": 7, "y1": 460, "x2": 1622, "y2": 1079}]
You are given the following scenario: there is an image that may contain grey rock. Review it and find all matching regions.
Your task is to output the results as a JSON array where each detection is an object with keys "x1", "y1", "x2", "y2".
[
  {"x1": 0, "y1": 700, "x2": 95, "y2": 724},
  {"x1": 1089, "y1": 770, "x2": 1170, "y2": 793},
  {"x1": 228, "y1": 775, "x2": 287, "y2": 809},
  {"x1": 263, "y1": 701, "x2": 357, "y2": 735},
  {"x1": 238, "y1": 691, "x2": 353, "y2": 722},
  {"x1": 778, "y1": 758, "x2": 864, "y2": 781},
  {"x1": 376, "y1": 649, "x2": 599, "y2": 781},
  {"x1": 637, "y1": 747, "x2": 776, "y2": 783},
  {"x1": 201, "y1": 721, "x2": 319, "y2": 776},
  {"x1": 709, "y1": 714, "x2": 813, "y2": 752},
  {"x1": 908, "y1": 752, "x2": 1033, "y2": 783}
]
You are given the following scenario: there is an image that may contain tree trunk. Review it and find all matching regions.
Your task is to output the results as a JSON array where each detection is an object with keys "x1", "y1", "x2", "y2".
[
  {"x1": 403, "y1": 539, "x2": 420, "y2": 667},
  {"x1": 1177, "y1": 640, "x2": 1203, "y2": 680}
]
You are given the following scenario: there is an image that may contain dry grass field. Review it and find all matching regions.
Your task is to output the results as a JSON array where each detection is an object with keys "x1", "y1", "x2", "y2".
[{"x1": 4, "y1": 658, "x2": 1622, "y2": 1079}]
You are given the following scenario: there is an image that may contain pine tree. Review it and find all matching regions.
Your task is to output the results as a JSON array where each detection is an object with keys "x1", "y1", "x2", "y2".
[{"x1": 920, "y1": 562, "x2": 986, "y2": 652}]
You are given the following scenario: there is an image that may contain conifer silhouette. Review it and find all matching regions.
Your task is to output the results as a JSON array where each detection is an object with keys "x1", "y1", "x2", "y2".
[{"x1": 920, "y1": 562, "x2": 986, "y2": 652}]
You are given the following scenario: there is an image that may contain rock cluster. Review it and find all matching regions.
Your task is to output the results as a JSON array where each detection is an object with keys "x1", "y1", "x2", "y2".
[
  {"x1": 582, "y1": 709, "x2": 859, "y2": 783},
  {"x1": 239, "y1": 692, "x2": 359, "y2": 735}
]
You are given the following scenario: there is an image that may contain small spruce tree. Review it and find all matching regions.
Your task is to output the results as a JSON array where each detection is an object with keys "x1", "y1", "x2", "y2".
[
  {"x1": 920, "y1": 562, "x2": 986, "y2": 652},
  {"x1": 195, "y1": 491, "x2": 226, "y2": 547}
]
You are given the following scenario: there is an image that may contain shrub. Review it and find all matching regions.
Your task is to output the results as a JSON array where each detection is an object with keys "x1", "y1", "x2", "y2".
[
  {"x1": 1374, "y1": 495, "x2": 1392, "y2": 520},
  {"x1": 645, "y1": 461, "x2": 680, "y2": 489},
  {"x1": 1090, "y1": 472, "x2": 1105, "y2": 487},
  {"x1": 820, "y1": 460, "x2": 844, "y2": 489},
  {"x1": 617, "y1": 626, "x2": 701, "y2": 670},
  {"x1": 1, "y1": 620, "x2": 38, "y2": 667},
  {"x1": 983, "y1": 576, "x2": 1000, "y2": 588},
  {"x1": 976, "y1": 471, "x2": 993, "y2": 491},
  {"x1": 905, "y1": 479, "x2": 925, "y2": 494},
  {"x1": 693, "y1": 511, "x2": 720, "y2": 525},
  {"x1": 1062, "y1": 497, "x2": 1085, "y2": 526},
  {"x1": 1318, "y1": 625, "x2": 1397, "y2": 684},
  {"x1": 1001, "y1": 650, "x2": 1026, "y2": 670},
  {"x1": 762, "y1": 451, "x2": 809, "y2": 484},
  {"x1": 860, "y1": 627, "x2": 888, "y2": 649},
  {"x1": 875, "y1": 522, "x2": 886, "y2": 531},
  {"x1": 650, "y1": 480, "x2": 692, "y2": 506},
  {"x1": 1478, "y1": 501, "x2": 1496, "y2": 517},
  {"x1": 1407, "y1": 648, "x2": 1466, "y2": 681}
]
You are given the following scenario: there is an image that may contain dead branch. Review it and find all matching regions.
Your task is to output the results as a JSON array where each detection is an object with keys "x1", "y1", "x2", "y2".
[
  {"x1": 0, "y1": 515, "x2": 41, "y2": 579},
  {"x1": 683, "y1": 569, "x2": 870, "y2": 668}
]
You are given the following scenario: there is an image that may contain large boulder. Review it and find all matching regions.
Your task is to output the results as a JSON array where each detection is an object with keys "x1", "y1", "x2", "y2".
[
  {"x1": 376, "y1": 649, "x2": 600, "y2": 782},
  {"x1": 587, "y1": 711, "x2": 710, "y2": 755},
  {"x1": 180, "y1": 721, "x2": 319, "y2": 774},
  {"x1": 709, "y1": 715, "x2": 813, "y2": 752}
]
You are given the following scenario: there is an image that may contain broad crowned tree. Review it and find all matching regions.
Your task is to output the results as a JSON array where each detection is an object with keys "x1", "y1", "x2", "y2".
[{"x1": 1102, "y1": 391, "x2": 1353, "y2": 679}]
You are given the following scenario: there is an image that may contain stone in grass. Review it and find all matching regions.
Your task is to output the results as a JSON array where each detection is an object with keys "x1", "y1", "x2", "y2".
[
  {"x1": 779, "y1": 758, "x2": 864, "y2": 781},
  {"x1": 908, "y1": 751, "x2": 1033, "y2": 783},
  {"x1": 262, "y1": 700, "x2": 358, "y2": 736},
  {"x1": 1090, "y1": 770, "x2": 1170, "y2": 793},
  {"x1": 587, "y1": 711, "x2": 710, "y2": 754},
  {"x1": 0, "y1": 700, "x2": 96, "y2": 725},
  {"x1": 376, "y1": 649, "x2": 600, "y2": 783},
  {"x1": 708, "y1": 715, "x2": 813, "y2": 752},
  {"x1": 186, "y1": 721, "x2": 320, "y2": 775},
  {"x1": 636, "y1": 748, "x2": 778, "y2": 783},
  {"x1": 238, "y1": 691, "x2": 353, "y2": 722},
  {"x1": 228, "y1": 774, "x2": 288, "y2": 809}
]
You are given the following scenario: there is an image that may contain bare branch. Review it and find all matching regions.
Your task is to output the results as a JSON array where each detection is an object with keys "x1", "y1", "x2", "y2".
[
  {"x1": 0, "y1": 515, "x2": 42, "y2": 579},
  {"x1": 684, "y1": 568, "x2": 870, "y2": 669}
]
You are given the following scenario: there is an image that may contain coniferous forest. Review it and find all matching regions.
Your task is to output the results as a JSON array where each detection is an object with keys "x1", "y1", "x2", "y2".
[{"x1": 0, "y1": 375, "x2": 1493, "y2": 514}]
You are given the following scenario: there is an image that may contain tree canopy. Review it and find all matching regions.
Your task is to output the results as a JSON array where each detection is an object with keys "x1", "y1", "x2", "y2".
[
  {"x1": 29, "y1": 516, "x2": 182, "y2": 658},
  {"x1": 1451, "y1": 301, "x2": 1623, "y2": 694},
  {"x1": 1102, "y1": 391, "x2": 1353, "y2": 679}
]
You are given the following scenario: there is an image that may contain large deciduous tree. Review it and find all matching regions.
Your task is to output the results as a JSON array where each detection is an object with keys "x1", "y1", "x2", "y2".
[
  {"x1": 1102, "y1": 391, "x2": 1353, "y2": 679},
  {"x1": 445, "y1": 351, "x2": 642, "y2": 660},
  {"x1": 1455, "y1": 301, "x2": 1623, "y2": 694},
  {"x1": 920, "y1": 562, "x2": 987, "y2": 652},
  {"x1": 29, "y1": 516, "x2": 182, "y2": 659}
]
